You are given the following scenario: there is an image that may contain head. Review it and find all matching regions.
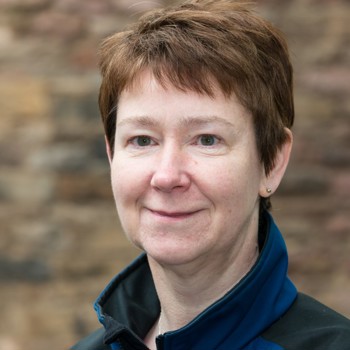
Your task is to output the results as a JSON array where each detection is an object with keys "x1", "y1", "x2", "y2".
[{"x1": 98, "y1": 0, "x2": 294, "y2": 211}]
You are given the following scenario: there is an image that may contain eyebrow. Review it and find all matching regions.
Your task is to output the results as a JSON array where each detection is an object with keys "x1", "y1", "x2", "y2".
[
  {"x1": 117, "y1": 115, "x2": 235, "y2": 129},
  {"x1": 117, "y1": 116, "x2": 157, "y2": 128},
  {"x1": 181, "y1": 115, "x2": 235, "y2": 129}
]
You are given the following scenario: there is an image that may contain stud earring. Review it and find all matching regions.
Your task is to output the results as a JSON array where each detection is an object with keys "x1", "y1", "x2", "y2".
[{"x1": 266, "y1": 187, "x2": 272, "y2": 194}]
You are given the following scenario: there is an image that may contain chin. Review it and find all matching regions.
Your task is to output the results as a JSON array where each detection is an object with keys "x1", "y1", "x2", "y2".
[{"x1": 144, "y1": 243, "x2": 201, "y2": 267}]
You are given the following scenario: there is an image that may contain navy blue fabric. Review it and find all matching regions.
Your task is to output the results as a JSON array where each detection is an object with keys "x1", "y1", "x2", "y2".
[
  {"x1": 94, "y1": 214, "x2": 297, "y2": 349},
  {"x1": 110, "y1": 343, "x2": 122, "y2": 350},
  {"x1": 245, "y1": 337, "x2": 283, "y2": 350}
]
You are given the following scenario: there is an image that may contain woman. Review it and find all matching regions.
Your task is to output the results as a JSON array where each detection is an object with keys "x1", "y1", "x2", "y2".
[{"x1": 72, "y1": 1, "x2": 350, "y2": 349}]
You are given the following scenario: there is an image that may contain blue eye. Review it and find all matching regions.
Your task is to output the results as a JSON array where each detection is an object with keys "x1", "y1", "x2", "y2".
[
  {"x1": 135, "y1": 136, "x2": 152, "y2": 147},
  {"x1": 199, "y1": 134, "x2": 217, "y2": 146}
]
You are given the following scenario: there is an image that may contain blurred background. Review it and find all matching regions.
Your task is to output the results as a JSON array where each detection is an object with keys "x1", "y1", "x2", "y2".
[{"x1": 0, "y1": 0, "x2": 349, "y2": 349}]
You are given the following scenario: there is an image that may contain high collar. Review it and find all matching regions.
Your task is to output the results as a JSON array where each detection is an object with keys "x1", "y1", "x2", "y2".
[{"x1": 94, "y1": 212, "x2": 297, "y2": 349}]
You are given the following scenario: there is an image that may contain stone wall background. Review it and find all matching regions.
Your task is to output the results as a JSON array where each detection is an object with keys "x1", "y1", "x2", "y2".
[{"x1": 0, "y1": 0, "x2": 349, "y2": 349}]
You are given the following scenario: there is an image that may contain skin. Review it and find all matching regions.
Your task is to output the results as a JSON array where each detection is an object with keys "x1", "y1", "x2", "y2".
[{"x1": 106, "y1": 70, "x2": 292, "y2": 348}]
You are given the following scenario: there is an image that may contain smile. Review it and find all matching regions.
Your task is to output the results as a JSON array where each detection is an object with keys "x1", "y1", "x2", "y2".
[{"x1": 147, "y1": 209, "x2": 202, "y2": 221}]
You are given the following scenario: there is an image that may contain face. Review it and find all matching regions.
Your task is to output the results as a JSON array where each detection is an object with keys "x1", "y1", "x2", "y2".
[{"x1": 109, "y1": 71, "x2": 267, "y2": 267}]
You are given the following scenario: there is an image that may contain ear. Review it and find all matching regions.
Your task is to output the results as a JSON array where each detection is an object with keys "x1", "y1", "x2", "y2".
[
  {"x1": 105, "y1": 135, "x2": 112, "y2": 166},
  {"x1": 259, "y1": 128, "x2": 293, "y2": 197}
]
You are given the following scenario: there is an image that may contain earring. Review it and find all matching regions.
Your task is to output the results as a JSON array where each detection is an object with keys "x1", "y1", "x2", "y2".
[{"x1": 266, "y1": 187, "x2": 272, "y2": 194}]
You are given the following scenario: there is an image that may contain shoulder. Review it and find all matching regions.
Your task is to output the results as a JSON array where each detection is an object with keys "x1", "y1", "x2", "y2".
[
  {"x1": 262, "y1": 293, "x2": 350, "y2": 350},
  {"x1": 70, "y1": 328, "x2": 109, "y2": 350}
]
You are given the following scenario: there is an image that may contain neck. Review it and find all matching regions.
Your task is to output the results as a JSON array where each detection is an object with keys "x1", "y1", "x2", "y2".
[{"x1": 148, "y1": 235, "x2": 259, "y2": 333}]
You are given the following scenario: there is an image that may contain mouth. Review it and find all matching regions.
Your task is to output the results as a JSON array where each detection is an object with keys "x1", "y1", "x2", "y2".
[{"x1": 147, "y1": 209, "x2": 201, "y2": 220}]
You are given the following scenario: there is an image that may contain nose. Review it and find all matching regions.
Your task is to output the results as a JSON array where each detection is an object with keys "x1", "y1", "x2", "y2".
[{"x1": 150, "y1": 144, "x2": 191, "y2": 192}]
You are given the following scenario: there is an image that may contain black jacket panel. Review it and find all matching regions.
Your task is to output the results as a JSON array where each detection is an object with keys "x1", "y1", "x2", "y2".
[
  {"x1": 70, "y1": 328, "x2": 109, "y2": 350},
  {"x1": 262, "y1": 293, "x2": 350, "y2": 350}
]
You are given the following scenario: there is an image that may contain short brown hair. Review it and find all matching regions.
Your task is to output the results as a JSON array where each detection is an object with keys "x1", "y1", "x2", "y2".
[{"x1": 98, "y1": 0, "x2": 294, "y2": 210}]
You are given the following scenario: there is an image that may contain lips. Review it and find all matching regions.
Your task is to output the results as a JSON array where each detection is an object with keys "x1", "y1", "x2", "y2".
[{"x1": 147, "y1": 209, "x2": 201, "y2": 219}]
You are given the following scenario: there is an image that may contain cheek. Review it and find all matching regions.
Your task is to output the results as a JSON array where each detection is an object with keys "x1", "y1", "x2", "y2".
[
  {"x1": 110, "y1": 157, "x2": 150, "y2": 206},
  {"x1": 110, "y1": 158, "x2": 129, "y2": 207},
  {"x1": 110, "y1": 162, "x2": 139, "y2": 236},
  {"x1": 206, "y1": 160, "x2": 261, "y2": 206}
]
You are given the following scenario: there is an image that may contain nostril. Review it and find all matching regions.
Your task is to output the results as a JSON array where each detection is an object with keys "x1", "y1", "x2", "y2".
[
  {"x1": 150, "y1": 168, "x2": 190, "y2": 192},
  {"x1": 150, "y1": 147, "x2": 191, "y2": 191}
]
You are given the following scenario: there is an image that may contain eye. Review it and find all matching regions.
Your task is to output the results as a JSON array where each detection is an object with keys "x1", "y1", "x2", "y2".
[
  {"x1": 130, "y1": 136, "x2": 154, "y2": 147},
  {"x1": 198, "y1": 134, "x2": 218, "y2": 146}
]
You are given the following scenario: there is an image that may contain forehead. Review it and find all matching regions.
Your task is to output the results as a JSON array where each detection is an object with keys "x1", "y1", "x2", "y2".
[{"x1": 117, "y1": 70, "x2": 250, "y2": 123}]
